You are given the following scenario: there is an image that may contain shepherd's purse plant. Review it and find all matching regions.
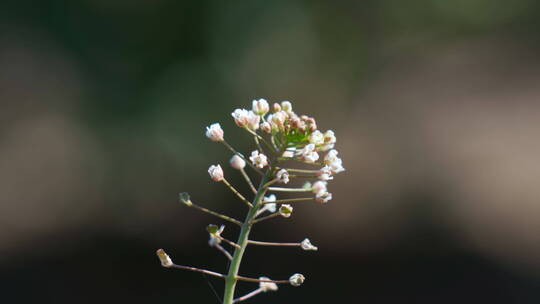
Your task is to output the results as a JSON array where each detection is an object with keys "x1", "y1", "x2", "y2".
[{"x1": 156, "y1": 99, "x2": 345, "y2": 303}]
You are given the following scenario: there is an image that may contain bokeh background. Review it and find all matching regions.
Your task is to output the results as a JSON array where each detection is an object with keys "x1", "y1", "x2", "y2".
[{"x1": 1, "y1": 1, "x2": 540, "y2": 303}]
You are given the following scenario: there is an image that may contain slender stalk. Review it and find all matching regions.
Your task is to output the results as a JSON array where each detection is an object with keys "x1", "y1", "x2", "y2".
[
  {"x1": 222, "y1": 178, "x2": 253, "y2": 208},
  {"x1": 278, "y1": 168, "x2": 319, "y2": 174},
  {"x1": 215, "y1": 235, "x2": 241, "y2": 249},
  {"x1": 277, "y1": 157, "x2": 323, "y2": 166},
  {"x1": 248, "y1": 240, "x2": 301, "y2": 247},
  {"x1": 268, "y1": 186, "x2": 312, "y2": 193},
  {"x1": 222, "y1": 172, "x2": 272, "y2": 304},
  {"x1": 214, "y1": 243, "x2": 233, "y2": 261},
  {"x1": 167, "y1": 264, "x2": 226, "y2": 279},
  {"x1": 188, "y1": 202, "x2": 242, "y2": 226},
  {"x1": 235, "y1": 276, "x2": 289, "y2": 284},
  {"x1": 251, "y1": 212, "x2": 281, "y2": 225},
  {"x1": 240, "y1": 169, "x2": 257, "y2": 194},
  {"x1": 233, "y1": 288, "x2": 264, "y2": 303},
  {"x1": 263, "y1": 197, "x2": 314, "y2": 204}
]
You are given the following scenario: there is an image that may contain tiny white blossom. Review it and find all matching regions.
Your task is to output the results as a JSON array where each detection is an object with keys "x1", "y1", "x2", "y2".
[
  {"x1": 208, "y1": 164, "x2": 224, "y2": 182},
  {"x1": 156, "y1": 249, "x2": 173, "y2": 267},
  {"x1": 229, "y1": 155, "x2": 246, "y2": 170},
  {"x1": 246, "y1": 110, "x2": 260, "y2": 131},
  {"x1": 311, "y1": 181, "x2": 327, "y2": 195},
  {"x1": 289, "y1": 273, "x2": 305, "y2": 287},
  {"x1": 276, "y1": 169, "x2": 290, "y2": 184},
  {"x1": 281, "y1": 101, "x2": 293, "y2": 113},
  {"x1": 324, "y1": 149, "x2": 345, "y2": 173},
  {"x1": 309, "y1": 130, "x2": 324, "y2": 145},
  {"x1": 249, "y1": 150, "x2": 268, "y2": 168},
  {"x1": 319, "y1": 130, "x2": 336, "y2": 151},
  {"x1": 272, "y1": 102, "x2": 281, "y2": 113},
  {"x1": 279, "y1": 204, "x2": 293, "y2": 218},
  {"x1": 317, "y1": 166, "x2": 334, "y2": 181},
  {"x1": 231, "y1": 109, "x2": 250, "y2": 127},
  {"x1": 270, "y1": 111, "x2": 287, "y2": 130},
  {"x1": 205, "y1": 123, "x2": 224, "y2": 142},
  {"x1": 263, "y1": 194, "x2": 277, "y2": 213},
  {"x1": 301, "y1": 144, "x2": 319, "y2": 163},
  {"x1": 252, "y1": 98, "x2": 270, "y2": 115},
  {"x1": 259, "y1": 277, "x2": 279, "y2": 292},
  {"x1": 315, "y1": 191, "x2": 332, "y2": 203},
  {"x1": 300, "y1": 238, "x2": 318, "y2": 251}
]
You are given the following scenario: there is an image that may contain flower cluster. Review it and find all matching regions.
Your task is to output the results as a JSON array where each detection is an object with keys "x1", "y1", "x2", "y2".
[{"x1": 160, "y1": 99, "x2": 345, "y2": 304}]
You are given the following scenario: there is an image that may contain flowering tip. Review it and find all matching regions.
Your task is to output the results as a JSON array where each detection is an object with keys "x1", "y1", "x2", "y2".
[
  {"x1": 281, "y1": 101, "x2": 293, "y2": 113},
  {"x1": 229, "y1": 155, "x2": 246, "y2": 170},
  {"x1": 249, "y1": 150, "x2": 268, "y2": 168},
  {"x1": 205, "y1": 123, "x2": 224, "y2": 142},
  {"x1": 300, "y1": 144, "x2": 319, "y2": 163},
  {"x1": 300, "y1": 238, "x2": 318, "y2": 251},
  {"x1": 259, "y1": 277, "x2": 279, "y2": 292},
  {"x1": 289, "y1": 273, "x2": 305, "y2": 287},
  {"x1": 276, "y1": 169, "x2": 290, "y2": 184},
  {"x1": 279, "y1": 204, "x2": 293, "y2": 218},
  {"x1": 208, "y1": 164, "x2": 224, "y2": 182},
  {"x1": 178, "y1": 192, "x2": 192, "y2": 207},
  {"x1": 156, "y1": 249, "x2": 173, "y2": 267}
]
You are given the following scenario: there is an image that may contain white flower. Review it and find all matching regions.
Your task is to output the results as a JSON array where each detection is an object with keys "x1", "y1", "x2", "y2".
[
  {"x1": 263, "y1": 194, "x2": 277, "y2": 213},
  {"x1": 205, "y1": 123, "x2": 224, "y2": 142},
  {"x1": 249, "y1": 150, "x2": 268, "y2": 168},
  {"x1": 276, "y1": 169, "x2": 290, "y2": 184},
  {"x1": 311, "y1": 181, "x2": 327, "y2": 195},
  {"x1": 289, "y1": 273, "x2": 305, "y2": 287},
  {"x1": 309, "y1": 130, "x2": 324, "y2": 145},
  {"x1": 260, "y1": 121, "x2": 272, "y2": 133},
  {"x1": 319, "y1": 130, "x2": 336, "y2": 151},
  {"x1": 301, "y1": 144, "x2": 319, "y2": 163},
  {"x1": 279, "y1": 204, "x2": 293, "y2": 218},
  {"x1": 156, "y1": 249, "x2": 173, "y2": 267},
  {"x1": 300, "y1": 238, "x2": 318, "y2": 251},
  {"x1": 270, "y1": 111, "x2": 287, "y2": 130},
  {"x1": 281, "y1": 101, "x2": 293, "y2": 113},
  {"x1": 208, "y1": 164, "x2": 224, "y2": 182},
  {"x1": 229, "y1": 155, "x2": 246, "y2": 170},
  {"x1": 272, "y1": 102, "x2": 281, "y2": 113},
  {"x1": 231, "y1": 109, "x2": 250, "y2": 127},
  {"x1": 259, "y1": 277, "x2": 278, "y2": 292},
  {"x1": 324, "y1": 149, "x2": 345, "y2": 173},
  {"x1": 317, "y1": 166, "x2": 334, "y2": 181},
  {"x1": 315, "y1": 191, "x2": 332, "y2": 203},
  {"x1": 246, "y1": 111, "x2": 260, "y2": 131},
  {"x1": 252, "y1": 98, "x2": 270, "y2": 115}
]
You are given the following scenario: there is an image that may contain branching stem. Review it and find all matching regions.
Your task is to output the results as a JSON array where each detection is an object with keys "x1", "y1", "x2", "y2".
[
  {"x1": 263, "y1": 197, "x2": 314, "y2": 204},
  {"x1": 251, "y1": 212, "x2": 281, "y2": 225},
  {"x1": 187, "y1": 202, "x2": 242, "y2": 226},
  {"x1": 222, "y1": 178, "x2": 253, "y2": 208},
  {"x1": 268, "y1": 186, "x2": 312, "y2": 193},
  {"x1": 247, "y1": 240, "x2": 301, "y2": 247},
  {"x1": 240, "y1": 168, "x2": 257, "y2": 194}
]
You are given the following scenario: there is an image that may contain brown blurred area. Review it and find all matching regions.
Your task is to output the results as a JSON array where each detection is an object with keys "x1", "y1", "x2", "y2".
[{"x1": 1, "y1": 1, "x2": 540, "y2": 303}]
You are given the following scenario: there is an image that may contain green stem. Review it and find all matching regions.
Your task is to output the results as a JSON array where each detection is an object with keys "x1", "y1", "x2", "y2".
[{"x1": 222, "y1": 171, "x2": 272, "y2": 304}]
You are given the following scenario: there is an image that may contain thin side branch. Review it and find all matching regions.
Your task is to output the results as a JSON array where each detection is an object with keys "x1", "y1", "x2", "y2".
[
  {"x1": 263, "y1": 197, "x2": 314, "y2": 204},
  {"x1": 187, "y1": 202, "x2": 242, "y2": 226},
  {"x1": 213, "y1": 243, "x2": 233, "y2": 260},
  {"x1": 233, "y1": 288, "x2": 264, "y2": 303},
  {"x1": 215, "y1": 235, "x2": 241, "y2": 249},
  {"x1": 236, "y1": 275, "x2": 289, "y2": 284},
  {"x1": 277, "y1": 167, "x2": 319, "y2": 174},
  {"x1": 248, "y1": 240, "x2": 301, "y2": 247},
  {"x1": 222, "y1": 178, "x2": 253, "y2": 208},
  {"x1": 251, "y1": 212, "x2": 281, "y2": 225},
  {"x1": 268, "y1": 186, "x2": 312, "y2": 193},
  {"x1": 166, "y1": 264, "x2": 226, "y2": 279},
  {"x1": 277, "y1": 157, "x2": 323, "y2": 166},
  {"x1": 240, "y1": 168, "x2": 257, "y2": 194}
]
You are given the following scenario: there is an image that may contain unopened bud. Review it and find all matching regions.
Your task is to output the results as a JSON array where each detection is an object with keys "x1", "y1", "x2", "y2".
[
  {"x1": 273, "y1": 103, "x2": 281, "y2": 113},
  {"x1": 208, "y1": 164, "x2": 224, "y2": 182},
  {"x1": 279, "y1": 204, "x2": 293, "y2": 218},
  {"x1": 281, "y1": 101, "x2": 293, "y2": 113},
  {"x1": 205, "y1": 123, "x2": 224, "y2": 142},
  {"x1": 229, "y1": 155, "x2": 246, "y2": 170},
  {"x1": 289, "y1": 273, "x2": 305, "y2": 287},
  {"x1": 156, "y1": 249, "x2": 173, "y2": 267},
  {"x1": 260, "y1": 122, "x2": 272, "y2": 134},
  {"x1": 300, "y1": 238, "x2": 318, "y2": 251},
  {"x1": 179, "y1": 192, "x2": 193, "y2": 207},
  {"x1": 252, "y1": 98, "x2": 269, "y2": 115}
]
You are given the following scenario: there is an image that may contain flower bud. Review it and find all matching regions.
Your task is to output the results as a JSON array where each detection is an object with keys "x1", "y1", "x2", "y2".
[
  {"x1": 178, "y1": 192, "x2": 193, "y2": 207},
  {"x1": 300, "y1": 144, "x2": 319, "y2": 163},
  {"x1": 276, "y1": 169, "x2": 290, "y2": 184},
  {"x1": 279, "y1": 204, "x2": 293, "y2": 218},
  {"x1": 281, "y1": 101, "x2": 293, "y2": 113},
  {"x1": 289, "y1": 273, "x2": 305, "y2": 287},
  {"x1": 311, "y1": 181, "x2": 327, "y2": 195},
  {"x1": 208, "y1": 164, "x2": 224, "y2": 182},
  {"x1": 259, "y1": 277, "x2": 279, "y2": 292},
  {"x1": 156, "y1": 249, "x2": 173, "y2": 267},
  {"x1": 205, "y1": 123, "x2": 224, "y2": 142},
  {"x1": 252, "y1": 98, "x2": 269, "y2": 115},
  {"x1": 260, "y1": 122, "x2": 272, "y2": 134},
  {"x1": 249, "y1": 150, "x2": 268, "y2": 168},
  {"x1": 263, "y1": 195, "x2": 277, "y2": 213},
  {"x1": 309, "y1": 130, "x2": 324, "y2": 145},
  {"x1": 231, "y1": 109, "x2": 249, "y2": 127},
  {"x1": 229, "y1": 155, "x2": 246, "y2": 170},
  {"x1": 272, "y1": 103, "x2": 281, "y2": 113},
  {"x1": 246, "y1": 111, "x2": 260, "y2": 131},
  {"x1": 300, "y1": 238, "x2": 318, "y2": 251},
  {"x1": 315, "y1": 191, "x2": 332, "y2": 204},
  {"x1": 319, "y1": 130, "x2": 336, "y2": 151},
  {"x1": 317, "y1": 166, "x2": 334, "y2": 181}
]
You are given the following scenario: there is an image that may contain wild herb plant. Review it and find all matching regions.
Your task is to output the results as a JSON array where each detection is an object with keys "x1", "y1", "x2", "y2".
[{"x1": 156, "y1": 100, "x2": 345, "y2": 303}]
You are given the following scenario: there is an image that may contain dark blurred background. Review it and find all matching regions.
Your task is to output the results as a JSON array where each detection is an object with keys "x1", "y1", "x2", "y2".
[{"x1": 1, "y1": 0, "x2": 540, "y2": 303}]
